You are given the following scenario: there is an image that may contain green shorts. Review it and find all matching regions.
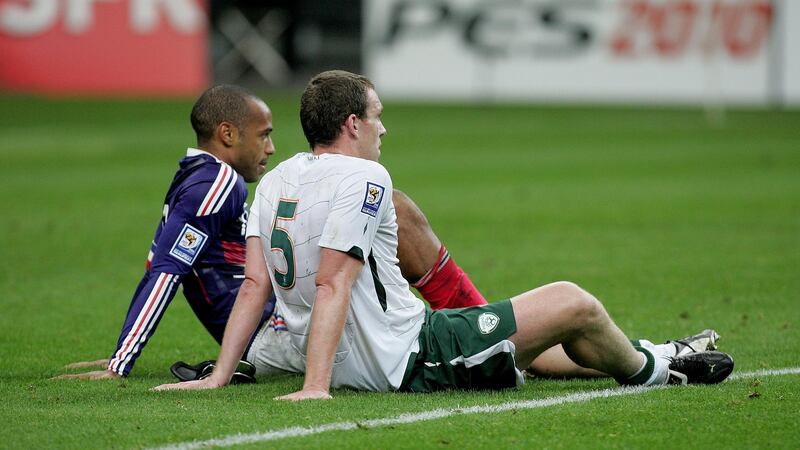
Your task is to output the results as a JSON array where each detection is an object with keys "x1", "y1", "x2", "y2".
[{"x1": 400, "y1": 299, "x2": 523, "y2": 392}]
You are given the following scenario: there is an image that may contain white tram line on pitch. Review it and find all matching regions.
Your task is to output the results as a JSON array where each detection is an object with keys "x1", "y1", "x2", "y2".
[{"x1": 152, "y1": 367, "x2": 800, "y2": 450}]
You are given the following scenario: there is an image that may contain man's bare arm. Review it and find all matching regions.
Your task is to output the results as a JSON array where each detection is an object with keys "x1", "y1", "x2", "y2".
[
  {"x1": 62, "y1": 359, "x2": 109, "y2": 369},
  {"x1": 275, "y1": 248, "x2": 363, "y2": 401},
  {"x1": 153, "y1": 236, "x2": 273, "y2": 391},
  {"x1": 52, "y1": 359, "x2": 119, "y2": 380},
  {"x1": 51, "y1": 368, "x2": 120, "y2": 380}
]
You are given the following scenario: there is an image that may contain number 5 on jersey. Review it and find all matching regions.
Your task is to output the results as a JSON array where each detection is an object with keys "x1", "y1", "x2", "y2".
[{"x1": 270, "y1": 199, "x2": 298, "y2": 289}]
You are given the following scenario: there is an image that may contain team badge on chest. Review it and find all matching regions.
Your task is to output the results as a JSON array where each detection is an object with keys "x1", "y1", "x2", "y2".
[
  {"x1": 169, "y1": 224, "x2": 208, "y2": 265},
  {"x1": 361, "y1": 182, "x2": 385, "y2": 217},
  {"x1": 477, "y1": 312, "x2": 500, "y2": 334}
]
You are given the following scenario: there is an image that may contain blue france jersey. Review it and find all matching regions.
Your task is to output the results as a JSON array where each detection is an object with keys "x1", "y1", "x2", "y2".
[{"x1": 108, "y1": 148, "x2": 270, "y2": 376}]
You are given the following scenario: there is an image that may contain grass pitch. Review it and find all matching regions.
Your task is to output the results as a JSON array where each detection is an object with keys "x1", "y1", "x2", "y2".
[{"x1": 0, "y1": 94, "x2": 798, "y2": 449}]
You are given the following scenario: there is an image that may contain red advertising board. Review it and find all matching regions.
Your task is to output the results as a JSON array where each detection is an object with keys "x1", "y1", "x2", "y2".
[{"x1": 0, "y1": 0, "x2": 208, "y2": 95}]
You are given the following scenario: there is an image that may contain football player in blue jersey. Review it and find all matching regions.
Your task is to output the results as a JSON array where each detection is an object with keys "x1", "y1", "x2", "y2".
[
  {"x1": 57, "y1": 85, "x2": 276, "y2": 379},
  {"x1": 56, "y1": 85, "x2": 488, "y2": 380}
]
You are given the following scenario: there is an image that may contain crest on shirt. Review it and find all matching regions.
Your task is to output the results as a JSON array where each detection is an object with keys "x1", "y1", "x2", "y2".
[
  {"x1": 361, "y1": 182, "x2": 385, "y2": 217},
  {"x1": 169, "y1": 224, "x2": 208, "y2": 265},
  {"x1": 477, "y1": 312, "x2": 500, "y2": 334}
]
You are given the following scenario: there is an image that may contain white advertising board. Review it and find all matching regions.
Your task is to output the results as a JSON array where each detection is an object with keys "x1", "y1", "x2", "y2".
[{"x1": 365, "y1": 0, "x2": 796, "y2": 105}]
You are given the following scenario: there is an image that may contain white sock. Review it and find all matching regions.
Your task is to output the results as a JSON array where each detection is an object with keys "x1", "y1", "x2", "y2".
[
  {"x1": 646, "y1": 352, "x2": 670, "y2": 386},
  {"x1": 638, "y1": 339, "x2": 677, "y2": 359}
]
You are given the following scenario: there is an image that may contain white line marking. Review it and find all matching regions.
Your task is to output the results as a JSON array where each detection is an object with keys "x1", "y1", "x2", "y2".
[
  {"x1": 727, "y1": 367, "x2": 800, "y2": 380},
  {"x1": 150, "y1": 367, "x2": 800, "y2": 450}
]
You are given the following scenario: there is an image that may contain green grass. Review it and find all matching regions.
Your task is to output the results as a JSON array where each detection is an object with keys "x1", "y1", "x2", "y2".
[{"x1": 1, "y1": 93, "x2": 798, "y2": 449}]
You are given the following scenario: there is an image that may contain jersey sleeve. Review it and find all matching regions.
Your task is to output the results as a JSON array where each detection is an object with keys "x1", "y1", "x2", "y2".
[
  {"x1": 108, "y1": 166, "x2": 243, "y2": 376},
  {"x1": 107, "y1": 271, "x2": 181, "y2": 376},
  {"x1": 318, "y1": 163, "x2": 392, "y2": 261},
  {"x1": 245, "y1": 182, "x2": 263, "y2": 239},
  {"x1": 150, "y1": 174, "x2": 242, "y2": 275}
]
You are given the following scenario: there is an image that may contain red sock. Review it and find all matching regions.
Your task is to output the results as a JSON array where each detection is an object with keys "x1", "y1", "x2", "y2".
[{"x1": 411, "y1": 246, "x2": 488, "y2": 309}]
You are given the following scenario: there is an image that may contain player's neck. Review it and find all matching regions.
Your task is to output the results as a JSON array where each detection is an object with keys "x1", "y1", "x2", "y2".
[
  {"x1": 199, "y1": 142, "x2": 233, "y2": 165},
  {"x1": 312, "y1": 141, "x2": 359, "y2": 159}
]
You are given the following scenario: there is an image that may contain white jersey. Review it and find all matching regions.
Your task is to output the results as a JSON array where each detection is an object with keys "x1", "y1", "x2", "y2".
[{"x1": 246, "y1": 152, "x2": 425, "y2": 391}]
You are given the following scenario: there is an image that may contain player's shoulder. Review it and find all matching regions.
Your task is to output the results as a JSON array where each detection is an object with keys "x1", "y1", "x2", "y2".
[
  {"x1": 255, "y1": 153, "x2": 298, "y2": 189},
  {"x1": 348, "y1": 155, "x2": 388, "y2": 175},
  {"x1": 324, "y1": 153, "x2": 385, "y2": 170},
  {"x1": 269, "y1": 152, "x2": 304, "y2": 175},
  {"x1": 185, "y1": 155, "x2": 241, "y2": 183},
  {"x1": 179, "y1": 154, "x2": 245, "y2": 216},
  {"x1": 325, "y1": 154, "x2": 391, "y2": 184},
  {"x1": 180, "y1": 155, "x2": 243, "y2": 194}
]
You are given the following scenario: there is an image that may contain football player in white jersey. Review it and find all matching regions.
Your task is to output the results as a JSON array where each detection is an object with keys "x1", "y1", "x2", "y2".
[{"x1": 154, "y1": 71, "x2": 733, "y2": 398}]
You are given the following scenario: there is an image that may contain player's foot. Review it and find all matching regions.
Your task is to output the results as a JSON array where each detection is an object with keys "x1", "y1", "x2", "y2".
[
  {"x1": 666, "y1": 329, "x2": 720, "y2": 357},
  {"x1": 667, "y1": 351, "x2": 734, "y2": 385},
  {"x1": 170, "y1": 359, "x2": 256, "y2": 384}
]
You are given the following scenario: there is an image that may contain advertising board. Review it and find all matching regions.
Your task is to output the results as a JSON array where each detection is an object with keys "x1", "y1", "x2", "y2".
[
  {"x1": 365, "y1": 0, "x2": 796, "y2": 105},
  {"x1": 0, "y1": 0, "x2": 208, "y2": 95}
]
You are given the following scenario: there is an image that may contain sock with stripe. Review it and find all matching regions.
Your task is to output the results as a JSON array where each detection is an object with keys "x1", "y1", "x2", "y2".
[
  {"x1": 616, "y1": 346, "x2": 669, "y2": 386},
  {"x1": 411, "y1": 246, "x2": 487, "y2": 309}
]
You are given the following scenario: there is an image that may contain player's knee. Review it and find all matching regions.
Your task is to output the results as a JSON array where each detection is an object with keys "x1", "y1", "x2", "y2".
[
  {"x1": 548, "y1": 281, "x2": 603, "y2": 328},
  {"x1": 393, "y1": 190, "x2": 431, "y2": 230}
]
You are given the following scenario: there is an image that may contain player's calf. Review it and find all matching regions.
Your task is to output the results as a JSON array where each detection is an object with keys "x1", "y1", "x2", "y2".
[
  {"x1": 392, "y1": 189, "x2": 486, "y2": 309},
  {"x1": 412, "y1": 246, "x2": 487, "y2": 309}
]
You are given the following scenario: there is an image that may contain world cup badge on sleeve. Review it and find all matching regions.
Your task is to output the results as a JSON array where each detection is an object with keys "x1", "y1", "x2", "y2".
[
  {"x1": 169, "y1": 224, "x2": 208, "y2": 265},
  {"x1": 361, "y1": 182, "x2": 385, "y2": 217}
]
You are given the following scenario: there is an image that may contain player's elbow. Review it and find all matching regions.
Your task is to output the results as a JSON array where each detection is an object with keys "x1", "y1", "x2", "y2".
[
  {"x1": 315, "y1": 282, "x2": 334, "y2": 300},
  {"x1": 315, "y1": 247, "x2": 363, "y2": 300},
  {"x1": 241, "y1": 272, "x2": 270, "y2": 298},
  {"x1": 315, "y1": 274, "x2": 348, "y2": 301}
]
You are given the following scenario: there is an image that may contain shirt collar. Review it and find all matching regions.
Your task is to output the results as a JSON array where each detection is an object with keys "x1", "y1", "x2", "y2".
[{"x1": 186, "y1": 147, "x2": 221, "y2": 162}]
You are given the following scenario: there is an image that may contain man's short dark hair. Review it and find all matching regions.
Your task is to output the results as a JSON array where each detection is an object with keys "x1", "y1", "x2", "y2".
[
  {"x1": 300, "y1": 70, "x2": 374, "y2": 148},
  {"x1": 190, "y1": 85, "x2": 258, "y2": 144}
]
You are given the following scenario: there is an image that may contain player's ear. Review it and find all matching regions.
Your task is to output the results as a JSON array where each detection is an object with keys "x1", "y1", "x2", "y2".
[
  {"x1": 344, "y1": 114, "x2": 359, "y2": 138},
  {"x1": 217, "y1": 121, "x2": 237, "y2": 147}
]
